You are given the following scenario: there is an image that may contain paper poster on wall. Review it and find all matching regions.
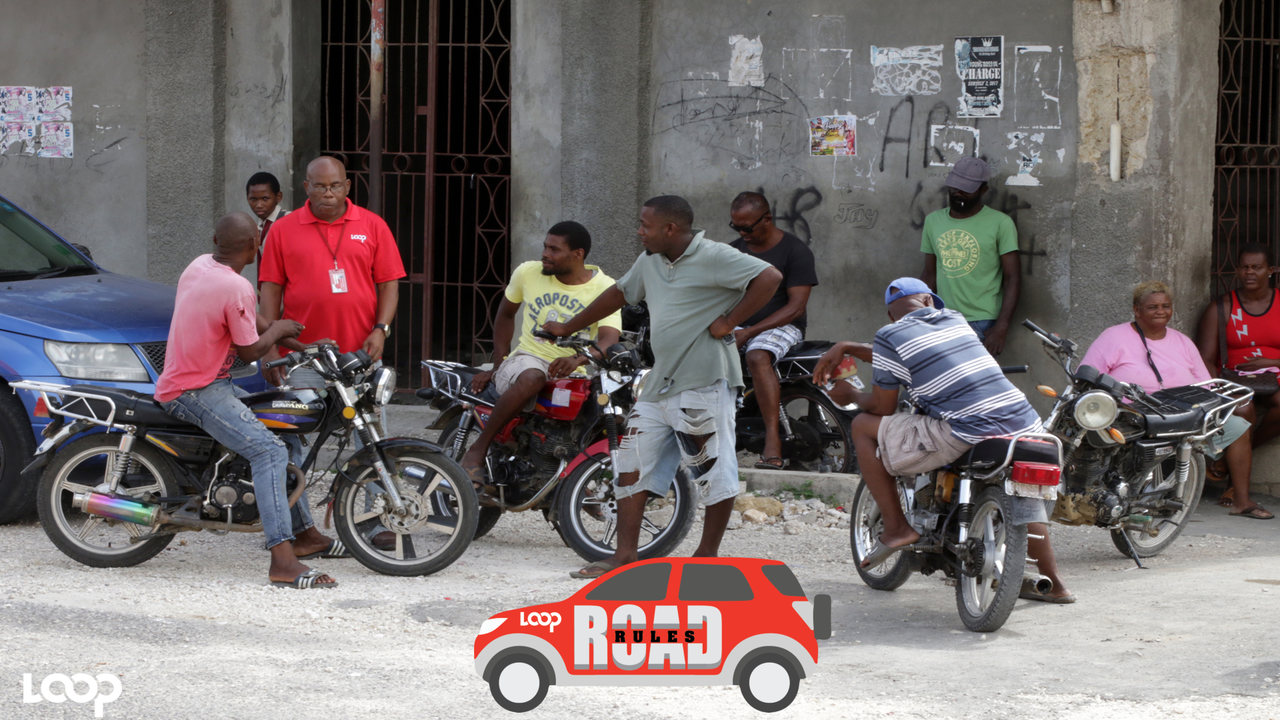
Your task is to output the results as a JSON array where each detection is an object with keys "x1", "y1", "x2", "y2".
[
  {"x1": 0, "y1": 122, "x2": 37, "y2": 155},
  {"x1": 929, "y1": 124, "x2": 980, "y2": 166},
  {"x1": 870, "y1": 45, "x2": 943, "y2": 96},
  {"x1": 36, "y1": 86, "x2": 72, "y2": 121},
  {"x1": 809, "y1": 115, "x2": 856, "y2": 156},
  {"x1": 0, "y1": 86, "x2": 36, "y2": 122},
  {"x1": 37, "y1": 122, "x2": 73, "y2": 158},
  {"x1": 728, "y1": 35, "x2": 764, "y2": 87},
  {"x1": 955, "y1": 36, "x2": 1003, "y2": 117}
]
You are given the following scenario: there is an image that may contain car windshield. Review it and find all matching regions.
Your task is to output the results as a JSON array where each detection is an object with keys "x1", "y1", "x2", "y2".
[{"x1": 0, "y1": 199, "x2": 96, "y2": 280}]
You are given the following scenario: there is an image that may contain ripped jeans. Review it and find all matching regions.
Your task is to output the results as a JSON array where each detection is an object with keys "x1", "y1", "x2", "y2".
[{"x1": 614, "y1": 379, "x2": 739, "y2": 506}]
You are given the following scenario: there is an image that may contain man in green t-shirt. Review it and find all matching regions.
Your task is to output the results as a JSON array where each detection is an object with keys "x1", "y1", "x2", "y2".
[
  {"x1": 544, "y1": 195, "x2": 781, "y2": 579},
  {"x1": 920, "y1": 156, "x2": 1020, "y2": 355},
  {"x1": 462, "y1": 221, "x2": 622, "y2": 482}
]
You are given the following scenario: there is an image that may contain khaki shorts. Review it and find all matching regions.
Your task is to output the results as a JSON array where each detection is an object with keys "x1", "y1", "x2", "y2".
[
  {"x1": 492, "y1": 351, "x2": 551, "y2": 395},
  {"x1": 877, "y1": 412, "x2": 972, "y2": 477}
]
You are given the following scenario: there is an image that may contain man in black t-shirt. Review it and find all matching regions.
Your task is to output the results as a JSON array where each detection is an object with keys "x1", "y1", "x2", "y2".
[{"x1": 728, "y1": 191, "x2": 820, "y2": 469}]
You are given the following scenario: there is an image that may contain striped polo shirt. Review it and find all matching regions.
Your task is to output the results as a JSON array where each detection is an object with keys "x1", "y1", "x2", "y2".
[{"x1": 871, "y1": 307, "x2": 1041, "y2": 444}]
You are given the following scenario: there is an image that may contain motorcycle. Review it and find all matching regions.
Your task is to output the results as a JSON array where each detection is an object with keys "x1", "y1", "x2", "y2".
[
  {"x1": 736, "y1": 341, "x2": 859, "y2": 473},
  {"x1": 14, "y1": 344, "x2": 478, "y2": 577},
  {"x1": 849, "y1": 369, "x2": 1065, "y2": 632},
  {"x1": 1023, "y1": 319, "x2": 1252, "y2": 563},
  {"x1": 418, "y1": 330, "x2": 696, "y2": 562}
]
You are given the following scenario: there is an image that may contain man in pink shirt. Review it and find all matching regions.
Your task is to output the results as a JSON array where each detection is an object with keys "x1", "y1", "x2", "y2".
[{"x1": 156, "y1": 212, "x2": 347, "y2": 588}]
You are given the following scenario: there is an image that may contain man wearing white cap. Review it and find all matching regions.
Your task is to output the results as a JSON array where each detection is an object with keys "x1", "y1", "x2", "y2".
[{"x1": 920, "y1": 156, "x2": 1020, "y2": 355}]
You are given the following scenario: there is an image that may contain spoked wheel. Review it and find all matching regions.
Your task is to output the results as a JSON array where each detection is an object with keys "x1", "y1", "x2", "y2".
[
  {"x1": 1110, "y1": 453, "x2": 1205, "y2": 558},
  {"x1": 780, "y1": 387, "x2": 857, "y2": 473},
  {"x1": 36, "y1": 434, "x2": 178, "y2": 567},
  {"x1": 438, "y1": 417, "x2": 504, "y2": 539},
  {"x1": 955, "y1": 485, "x2": 1026, "y2": 633},
  {"x1": 332, "y1": 446, "x2": 478, "y2": 576},
  {"x1": 850, "y1": 480, "x2": 911, "y2": 590},
  {"x1": 554, "y1": 453, "x2": 696, "y2": 562}
]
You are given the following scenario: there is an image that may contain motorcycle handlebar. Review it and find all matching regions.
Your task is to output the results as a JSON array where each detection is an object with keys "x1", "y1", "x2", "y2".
[{"x1": 1000, "y1": 365, "x2": 1029, "y2": 374}]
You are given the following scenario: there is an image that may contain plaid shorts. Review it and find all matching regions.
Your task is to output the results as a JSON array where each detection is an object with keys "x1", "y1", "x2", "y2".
[{"x1": 742, "y1": 324, "x2": 803, "y2": 362}]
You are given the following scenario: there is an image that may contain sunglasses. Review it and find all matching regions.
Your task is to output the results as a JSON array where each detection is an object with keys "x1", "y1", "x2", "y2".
[{"x1": 728, "y1": 212, "x2": 770, "y2": 234}]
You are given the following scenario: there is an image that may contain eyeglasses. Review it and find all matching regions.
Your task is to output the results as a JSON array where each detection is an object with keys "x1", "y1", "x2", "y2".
[
  {"x1": 308, "y1": 181, "x2": 349, "y2": 195},
  {"x1": 728, "y1": 212, "x2": 769, "y2": 234}
]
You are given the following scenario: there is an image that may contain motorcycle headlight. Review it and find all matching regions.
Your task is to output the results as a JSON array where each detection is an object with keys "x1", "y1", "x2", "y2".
[
  {"x1": 1073, "y1": 390, "x2": 1118, "y2": 431},
  {"x1": 44, "y1": 341, "x2": 150, "y2": 382},
  {"x1": 631, "y1": 368, "x2": 650, "y2": 398},
  {"x1": 370, "y1": 366, "x2": 396, "y2": 406}
]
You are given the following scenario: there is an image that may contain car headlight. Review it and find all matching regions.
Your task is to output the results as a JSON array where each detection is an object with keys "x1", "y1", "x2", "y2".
[
  {"x1": 44, "y1": 341, "x2": 150, "y2": 382},
  {"x1": 478, "y1": 617, "x2": 507, "y2": 635},
  {"x1": 1073, "y1": 390, "x2": 1118, "y2": 431},
  {"x1": 370, "y1": 365, "x2": 396, "y2": 406}
]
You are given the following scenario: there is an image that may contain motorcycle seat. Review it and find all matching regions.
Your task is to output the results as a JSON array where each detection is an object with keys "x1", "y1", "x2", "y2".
[
  {"x1": 61, "y1": 386, "x2": 198, "y2": 429},
  {"x1": 1141, "y1": 407, "x2": 1206, "y2": 437},
  {"x1": 778, "y1": 340, "x2": 835, "y2": 361},
  {"x1": 954, "y1": 436, "x2": 1059, "y2": 472}
]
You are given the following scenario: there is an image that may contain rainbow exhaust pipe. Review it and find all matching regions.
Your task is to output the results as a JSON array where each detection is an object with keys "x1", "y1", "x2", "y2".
[{"x1": 72, "y1": 492, "x2": 160, "y2": 525}]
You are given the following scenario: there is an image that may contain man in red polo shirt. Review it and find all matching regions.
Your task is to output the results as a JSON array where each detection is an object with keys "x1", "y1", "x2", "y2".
[{"x1": 259, "y1": 155, "x2": 406, "y2": 382}]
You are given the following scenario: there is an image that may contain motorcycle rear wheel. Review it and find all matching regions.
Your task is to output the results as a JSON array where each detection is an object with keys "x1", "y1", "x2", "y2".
[
  {"x1": 779, "y1": 387, "x2": 857, "y2": 473},
  {"x1": 955, "y1": 485, "x2": 1026, "y2": 633},
  {"x1": 1109, "y1": 453, "x2": 1205, "y2": 558},
  {"x1": 332, "y1": 446, "x2": 478, "y2": 576},
  {"x1": 437, "y1": 417, "x2": 503, "y2": 539},
  {"x1": 36, "y1": 434, "x2": 178, "y2": 567},
  {"x1": 554, "y1": 453, "x2": 696, "y2": 562},
  {"x1": 850, "y1": 480, "x2": 911, "y2": 591}
]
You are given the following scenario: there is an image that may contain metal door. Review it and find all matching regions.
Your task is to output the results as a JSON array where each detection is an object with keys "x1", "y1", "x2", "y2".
[{"x1": 322, "y1": 0, "x2": 511, "y2": 384}]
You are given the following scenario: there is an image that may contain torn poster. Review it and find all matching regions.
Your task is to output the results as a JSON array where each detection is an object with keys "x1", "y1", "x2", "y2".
[
  {"x1": 1004, "y1": 131, "x2": 1045, "y2": 186},
  {"x1": 1, "y1": 122, "x2": 37, "y2": 155},
  {"x1": 0, "y1": 86, "x2": 36, "y2": 122},
  {"x1": 955, "y1": 36, "x2": 1003, "y2": 118},
  {"x1": 36, "y1": 86, "x2": 72, "y2": 121},
  {"x1": 728, "y1": 35, "x2": 764, "y2": 87},
  {"x1": 870, "y1": 45, "x2": 943, "y2": 96},
  {"x1": 929, "y1": 125, "x2": 980, "y2": 167},
  {"x1": 809, "y1": 115, "x2": 856, "y2": 156},
  {"x1": 37, "y1": 122, "x2": 73, "y2": 158}
]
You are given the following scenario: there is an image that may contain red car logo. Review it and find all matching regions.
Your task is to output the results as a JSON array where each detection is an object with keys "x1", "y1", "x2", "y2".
[{"x1": 474, "y1": 557, "x2": 831, "y2": 712}]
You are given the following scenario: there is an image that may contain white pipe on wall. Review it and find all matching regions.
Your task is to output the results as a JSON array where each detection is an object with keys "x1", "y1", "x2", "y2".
[{"x1": 1110, "y1": 121, "x2": 1122, "y2": 181}]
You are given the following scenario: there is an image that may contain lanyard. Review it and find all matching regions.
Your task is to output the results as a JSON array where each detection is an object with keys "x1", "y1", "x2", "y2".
[
  {"x1": 314, "y1": 221, "x2": 344, "y2": 269},
  {"x1": 1131, "y1": 321, "x2": 1164, "y2": 386}
]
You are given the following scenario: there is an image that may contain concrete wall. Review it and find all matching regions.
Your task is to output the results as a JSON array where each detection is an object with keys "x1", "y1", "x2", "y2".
[{"x1": 0, "y1": 1, "x2": 149, "y2": 275}]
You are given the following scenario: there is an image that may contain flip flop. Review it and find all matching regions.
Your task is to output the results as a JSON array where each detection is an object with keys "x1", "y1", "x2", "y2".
[
  {"x1": 1230, "y1": 503, "x2": 1275, "y2": 520},
  {"x1": 859, "y1": 537, "x2": 919, "y2": 569},
  {"x1": 569, "y1": 560, "x2": 619, "y2": 580},
  {"x1": 1019, "y1": 577, "x2": 1076, "y2": 604},
  {"x1": 270, "y1": 568, "x2": 338, "y2": 590},
  {"x1": 296, "y1": 538, "x2": 351, "y2": 560},
  {"x1": 754, "y1": 456, "x2": 785, "y2": 470},
  {"x1": 461, "y1": 463, "x2": 496, "y2": 494}
]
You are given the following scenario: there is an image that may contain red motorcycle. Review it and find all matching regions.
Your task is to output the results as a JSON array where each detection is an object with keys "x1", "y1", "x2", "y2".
[{"x1": 417, "y1": 333, "x2": 696, "y2": 561}]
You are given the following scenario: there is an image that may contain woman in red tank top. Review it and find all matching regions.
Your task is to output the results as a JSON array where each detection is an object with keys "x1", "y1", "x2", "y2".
[{"x1": 1197, "y1": 244, "x2": 1280, "y2": 518}]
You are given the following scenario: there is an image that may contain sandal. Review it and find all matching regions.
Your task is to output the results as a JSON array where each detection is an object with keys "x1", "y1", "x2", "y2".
[
  {"x1": 754, "y1": 456, "x2": 785, "y2": 470},
  {"x1": 1206, "y1": 458, "x2": 1229, "y2": 486},
  {"x1": 295, "y1": 538, "x2": 350, "y2": 560},
  {"x1": 569, "y1": 559, "x2": 620, "y2": 579},
  {"x1": 270, "y1": 568, "x2": 338, "y2": 590},
  {"x1": 1230, "y1": 503, "x2": 1275, "y2": 520}
]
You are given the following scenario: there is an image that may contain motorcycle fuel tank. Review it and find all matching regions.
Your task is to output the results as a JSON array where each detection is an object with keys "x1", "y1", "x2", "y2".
[
  {"x1": 242, "y1": 389, "x2": 326, "y2": 433},
  {"x1": 533, "y1": 377, "x2": 591, "y2": 421}
]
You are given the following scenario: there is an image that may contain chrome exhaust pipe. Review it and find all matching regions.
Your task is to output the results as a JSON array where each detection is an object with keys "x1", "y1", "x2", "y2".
[
  {"x1": 1024, "y1": 572, "x2": 1054, "y2": 594},
  {"x1": 72, "y1": 492, "x2": 159, "y2": 525}
]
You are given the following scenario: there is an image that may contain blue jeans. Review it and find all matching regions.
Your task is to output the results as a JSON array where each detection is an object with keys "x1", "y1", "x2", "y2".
[
  {"x1": 968, "y1": 319, "x2": 996, "y2": 340},
  {"x1": 161, "y1": 378, "x2": 313, "y2": 549}
]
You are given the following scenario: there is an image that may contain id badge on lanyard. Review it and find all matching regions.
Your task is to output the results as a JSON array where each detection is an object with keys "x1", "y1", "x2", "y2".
[{"x1": 329, "y1": 266, "x2": 348, "y2": 294}]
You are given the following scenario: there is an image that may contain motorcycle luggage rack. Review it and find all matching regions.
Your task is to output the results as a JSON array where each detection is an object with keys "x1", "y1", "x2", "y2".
[
  {"x1": 10, "y1": 380, "x2": 120, "y2": 428},
  {"x1": 1150, "y1": 379, "x2": 1252, "y2": 438}
]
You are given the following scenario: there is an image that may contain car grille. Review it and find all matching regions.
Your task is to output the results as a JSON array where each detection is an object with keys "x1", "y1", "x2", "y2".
[{"x1": 137, "y1": 341, "x2": 249, "y2": 375}]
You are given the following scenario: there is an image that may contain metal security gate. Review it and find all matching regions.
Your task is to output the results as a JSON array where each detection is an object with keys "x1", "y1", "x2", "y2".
[
  {"x1": 1214, "y1": 0, "x2": 1280, "y2": 294},
  {"x1": 321, "y1": 0, "x2": 511, "y2": 385}
]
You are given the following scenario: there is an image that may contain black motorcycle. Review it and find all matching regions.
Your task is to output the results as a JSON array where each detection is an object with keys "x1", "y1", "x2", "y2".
[
  {"x1": 1023, "y1": 320, "x2": 1251, "y2": 562},
  {"x1": 15, "y1": 344, "x2": 478, "y2": 577}
]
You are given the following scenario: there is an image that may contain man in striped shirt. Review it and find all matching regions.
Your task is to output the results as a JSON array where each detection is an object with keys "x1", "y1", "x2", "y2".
[{"x1": 815, "y1": 278, "x2": 1043, "y2": 562}]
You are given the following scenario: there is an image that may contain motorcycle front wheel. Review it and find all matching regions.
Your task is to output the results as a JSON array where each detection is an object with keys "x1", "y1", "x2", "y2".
[
  {"x1": 554, "y1": 453, "x2": 696, "y2": 562},
  {"x1": 850, "y1": 480, "x2": 912, "y2": 590},
  {"x1": 437, "y1": 416, "x2": 503, "y2": 539},
  {"x1": 779, "y1": 386, "x2": 857, "y2": 473},
  {"x1": 332, "y1": 445, "x2": 478, "y2": 576},
  {"x1": 1109, "y1": 453, "x2": 1205, "y2": 558},
  {"x1": 955, "y1": 485, "x2": 1026, "y2": 633},
  {"x1": 36, "y1": 434, "x2": 178, "y2": 567}
]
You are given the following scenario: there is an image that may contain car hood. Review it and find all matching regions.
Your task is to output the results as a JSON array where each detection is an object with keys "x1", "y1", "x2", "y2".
[{"x1": 0, "y1": 271, "x2": 175, "y2": 343}]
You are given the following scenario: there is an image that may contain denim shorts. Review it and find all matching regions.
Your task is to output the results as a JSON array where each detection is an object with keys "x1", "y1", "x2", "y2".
[{"x1": 614, "y1": 379, "x2": 739, "y2": 506}]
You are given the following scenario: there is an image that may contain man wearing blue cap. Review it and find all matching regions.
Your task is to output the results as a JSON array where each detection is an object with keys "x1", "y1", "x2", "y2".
[
  {"x1": 814, "y1": 278, "x2": 1073, "y2": 601},
  {"x1": 921, "y1": 156, "x2": 1020, "y2": 355}
]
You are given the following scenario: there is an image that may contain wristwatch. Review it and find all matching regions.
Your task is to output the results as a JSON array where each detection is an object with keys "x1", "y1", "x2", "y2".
[{"x1": 374, "y1": 323, "x2": 391, "y2": 338}]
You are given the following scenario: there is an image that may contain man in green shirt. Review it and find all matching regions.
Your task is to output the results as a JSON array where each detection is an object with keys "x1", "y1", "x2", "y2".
[
  {"x1": 544, "y1": 195, "x2": 781, "y2": 579},
  {"x1": 920, "y1": 156, "x2": 1020, "y2": 355}
]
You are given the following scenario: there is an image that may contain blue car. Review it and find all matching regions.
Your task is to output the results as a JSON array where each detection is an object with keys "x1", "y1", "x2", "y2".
[{"x1": 0, "y1": 195, "x2": 261, "y2": 523}]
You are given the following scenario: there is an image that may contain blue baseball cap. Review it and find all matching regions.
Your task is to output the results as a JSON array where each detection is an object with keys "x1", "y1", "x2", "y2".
[{"x1": 884, "y1": 277, "x2": 945, "y2": 309}]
